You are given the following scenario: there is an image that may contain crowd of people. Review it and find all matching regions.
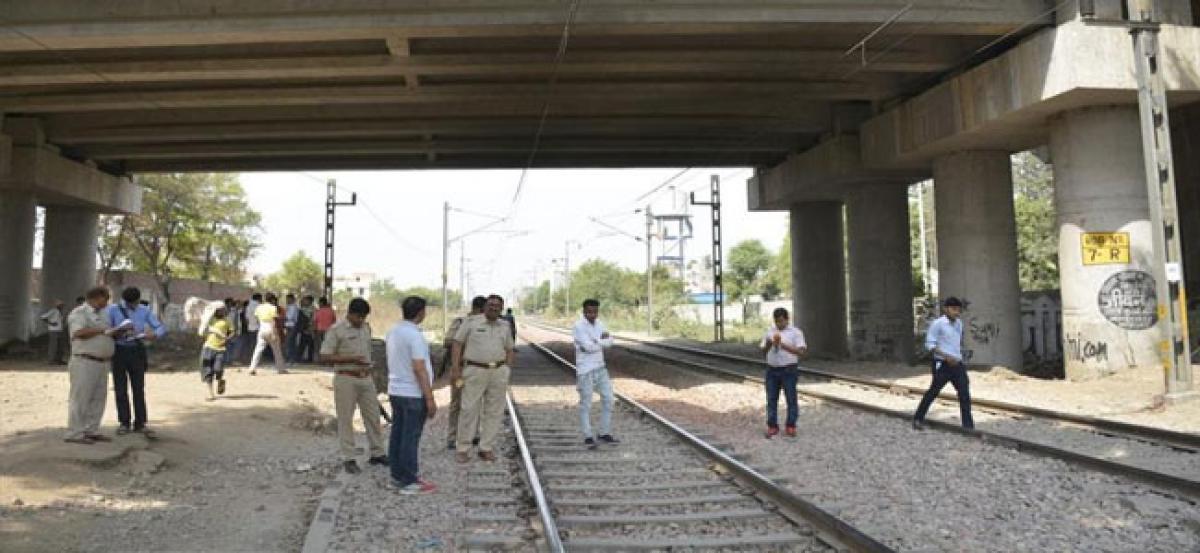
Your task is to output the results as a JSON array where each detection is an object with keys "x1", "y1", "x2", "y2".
[{"x1": 60, "y1": 280, "x2": 973, "y2": 497}]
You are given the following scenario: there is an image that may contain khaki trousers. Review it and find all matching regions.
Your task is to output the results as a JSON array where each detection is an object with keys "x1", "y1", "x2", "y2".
[
  {"x1": 66, "y1": 357, "x2": 108, "y2": 439},
  {"x1": 455, "y1": 364, "x2": 510, "y2": 453},
  {"x1": 333, "y1": 374, "x2": 385, "y2": 460},
  {"x1": 446, "y1": 382, "x2": 463, "y2": 444}
]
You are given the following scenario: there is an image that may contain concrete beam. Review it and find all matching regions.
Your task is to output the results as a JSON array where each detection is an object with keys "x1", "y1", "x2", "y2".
[
  {"x1": 1, "y1": 146, "x2": 139, "y2": 214},
  {"x1": 860, "y1": 22, "x2": 1200, "y2": 170},
  {"x1": 117, "y1": 152, "x2": 779, "y2": 172},
  {"x1": 749, "y1": 135, "x2": 928, "y2": 210},
  {"x1": 0, "y1": 81, "x2": 876, "y2": 113},
  {"x1": 0, "y1": 1, "x2": 1054, "y2": 51}
]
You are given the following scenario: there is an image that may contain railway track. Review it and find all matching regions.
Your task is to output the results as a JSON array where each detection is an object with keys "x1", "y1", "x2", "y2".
[
  {"x1": 497, "y1": 338, "x2": 893, "y2": 552},
  {"x1": 524, "y1": 321, "x2": 1200, "y2": 501}
]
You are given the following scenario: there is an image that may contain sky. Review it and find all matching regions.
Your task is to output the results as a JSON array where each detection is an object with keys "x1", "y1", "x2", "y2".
[{"x1": 238, "y1": 167, "x2": 789, "y2": 300}]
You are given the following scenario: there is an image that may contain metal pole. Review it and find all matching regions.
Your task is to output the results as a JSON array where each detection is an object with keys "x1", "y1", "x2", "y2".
[
  {"x1": 564, "y1": 241, "x2": 572, "y2": 315},
  {"x1": 323, "y1": 180, "x2": 336, "y2": 302},
  {"x1": 441, "y1": 201, "x2": 450, "y2": 336},
  {"x1": 690, "y1": 175, "x2": 725, "y2": 341},
  {"x1": 645, "y1": 204, "x2": 654, "y2": 336},
  {"x1": 460, "y1": 241, "x2": 466, "y2": 306},
  {"x1": 1127, "y1": 0, "x2": 1194, "y2": 398},
  {"x1": 916, "y1": 181, "x2": 931, "y2": 296}
]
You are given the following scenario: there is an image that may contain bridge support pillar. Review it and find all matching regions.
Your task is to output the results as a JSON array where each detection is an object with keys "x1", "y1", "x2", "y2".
[
  {"x1": 41, "y1": 205, "x2": 99, "y2": 313},
  {"x1": 1050, "y1": 107, "x2": 1161, "y2": 379},
  {"x1": 789, "y1": 201, "x2": 847, "y2": 358},
  {"x1": 847, "y1": 183, "x2": 914, "y2": 362},
  {"x1": 933, "y1": 151, "x2": 1023, "y2": 370},
  {"x1": 0, "y1": 190, "x2": 37, "y2": 345}
]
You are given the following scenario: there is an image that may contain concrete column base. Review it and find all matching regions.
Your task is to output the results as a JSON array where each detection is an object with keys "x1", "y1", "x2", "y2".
[
  {"x1": 41, "y1": 205, "x2": 99, "y2": 310},
  {"x1": 0, "y1": 191, "x2": 37, "y2": 344},
  {"x1": 790, "y1": 201, "x2": 847, "y2": 358},
  {"x1": 847, "y1": 183, "x2": 915, "y2": 362},
  {"x1": 933, "y1": 151, "x2": 1023, "y2": 370}
]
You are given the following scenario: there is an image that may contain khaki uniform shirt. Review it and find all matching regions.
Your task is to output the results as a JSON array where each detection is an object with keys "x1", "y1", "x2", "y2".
[
  {"x1": 455, "y1": 316, "x2": 513, "y2": 364},
  {"x1": 446, "y1": 313, "x2": 481, "y2": 346},
  {"x1": 68, "y1": 304, "x2": 115, "y2": 359},
  {"x1": 320, "y1": 320, "x2": 374, "y2": 365}
]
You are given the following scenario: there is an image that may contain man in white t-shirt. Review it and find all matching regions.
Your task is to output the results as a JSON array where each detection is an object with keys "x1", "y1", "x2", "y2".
[
  {"x1": 759, "y1": 307, "x2": 808, "y2": 439},
  {"x1": 385, "y1": 296, "x2": 438, "y2": 495},
  {"x1": 40, "y1": 299, "x2": 67, "y2": 365},
  {"x1": 572, "y1": 298, "x2": 618, "y2": 450}
]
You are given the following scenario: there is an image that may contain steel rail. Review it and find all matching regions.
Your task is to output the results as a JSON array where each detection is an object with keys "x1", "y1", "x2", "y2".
[
  {"x1": 528, "y1": 325, "x2": 1200, "y2": 501},
  {"x1": 524, "y1": 321, "x2": 1200, "y2": 453},
  {"x1": 524, "y1": 338, "x2": 896, "y2": 553},
  {"x1": 505, "y1": 391, "x2": 566, "y2": 553}
]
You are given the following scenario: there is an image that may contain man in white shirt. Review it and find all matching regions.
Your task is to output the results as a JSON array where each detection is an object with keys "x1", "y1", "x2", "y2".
[
  {"x1": 913, "y1": 296, "x2": 974, "y2": 430},
  {"x1": 40, "y1": 299, "x2": 66, "y2": 365},
  {"x1": 759, "y1": 307, "x2": 807, "y2": 439},
  {"x1": 386, "y1": 296, "x2": 438, "y2": 494},
  {"x1": 572, "y1": 299, "x2": 618, "y2": 450}
]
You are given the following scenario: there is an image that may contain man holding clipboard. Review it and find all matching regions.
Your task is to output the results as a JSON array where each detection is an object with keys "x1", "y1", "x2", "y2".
[{"x1": 106, "y1": 287, "x2": 167, "y2": 436}]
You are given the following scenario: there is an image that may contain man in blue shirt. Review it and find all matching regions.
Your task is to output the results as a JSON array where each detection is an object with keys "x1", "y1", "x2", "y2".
[
  {"x1": 106, "y1": 287, "x2": 167, "y2": 435},
  {"x1": 912, "y1": 297, "x2": 974, "y2": 430}
]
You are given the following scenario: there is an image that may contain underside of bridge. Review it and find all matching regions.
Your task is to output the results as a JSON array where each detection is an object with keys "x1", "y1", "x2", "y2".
[{"x1": 0, "y1": 1, "x2": 1053, "y2": 172}]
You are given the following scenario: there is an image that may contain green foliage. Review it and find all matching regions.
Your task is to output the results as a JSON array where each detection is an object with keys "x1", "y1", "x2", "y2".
[
  {"x1": 726, "y1": 239, "x2": 774, "y2": 301},
  {"x1": 520, "y1": 281, "x2": 552, "y2": 313},
  {"x1": 97, "y1": 173, "x2": 262, "y2": 302},
  {"x1": 765, "y1": 230, "x2": 791, "y2": 299},
  {"x1": 366, "y1": 278, "x2": 460, "y2": 308},
  {"x1": 263, "y1": 251, "x2": 323, "y2": 296},
  {"x1": 1012, "y1": 152, "x2": 1059, "y2": 291}
]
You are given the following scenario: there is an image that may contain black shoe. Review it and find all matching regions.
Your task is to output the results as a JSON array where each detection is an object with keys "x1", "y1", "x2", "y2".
[
  {"x1": 217, "y1": 379, "x2": 226, "y2": 395},
  {"x1": 598, "y1": 434, "x2": 619, "y2": 445},
  {"x1": 447, "y1": 440, "x2": 456, "y2": 451},
  {"x1": 471, "y1": 437, "x2": 480, "y2": 446},
  {"x1": 912, "y1": 420, "x2": 924, "y2": 431},
  {"x1": 368, "y1": 456, "x2": 389, "y2": 466},
  {"x1": 116, "y1": 426, "x2": 131, "y2": 435},
  {"x1": 343, "y1": 460, "x2": 362, "y2": 474},
  {"x1": 584, "y1": 437, "x2": 597, "y2": 451}
]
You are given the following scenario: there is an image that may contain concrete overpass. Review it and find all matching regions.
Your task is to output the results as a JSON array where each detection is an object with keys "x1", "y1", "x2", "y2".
[{"x1": 1, "y1": 1, "x2": 1199, "y2": 388}]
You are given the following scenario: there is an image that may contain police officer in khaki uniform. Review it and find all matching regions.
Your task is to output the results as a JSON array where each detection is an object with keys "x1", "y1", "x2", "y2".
[
  {"x1": 450, "y1": 295, "x2": 514, "y2": 463},
  {"x1": 320, "y1": 298, "x2": 387, "y2": 474},
  {"x1": 444, "y1": 295, "x2": 486, "y2": 450},
  {"x1": 64, "y1": 287, "x2": 120, "y2": 444}
]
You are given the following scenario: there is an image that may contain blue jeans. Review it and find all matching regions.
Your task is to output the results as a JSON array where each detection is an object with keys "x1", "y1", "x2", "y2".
[
  {"x1": 577, "y1": 368, "x2": 613, "y2": 438},
  {"x1": 764, "y1": 365, "x2": 799, "y2": 428},
  {"x1": 388, "y1": 395, "x2": 427, "y2": 486},
  {"x1": 914, "y1": 360, "x2": 975, "y2": 429}
]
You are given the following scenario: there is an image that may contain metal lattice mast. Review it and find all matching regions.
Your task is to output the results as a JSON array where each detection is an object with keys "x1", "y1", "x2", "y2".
[
  {"x1": 323, "y1": 179, "x2": 356, "y2": 303},
  {"x1": 691, "y1": 175, "x2": 725, "y2": 342}
]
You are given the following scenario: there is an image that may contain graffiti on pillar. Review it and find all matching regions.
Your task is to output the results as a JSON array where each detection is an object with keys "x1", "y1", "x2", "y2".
[
  {"x1": 1065, "y1": 333, "x2": 1109, "y2": 364},
  {"x1": 1097, "y1": 270, "x2": 1158, "y2": 330},
  {"x1": 969, "y1": 321, "x2": 1001, "y2": 345}
]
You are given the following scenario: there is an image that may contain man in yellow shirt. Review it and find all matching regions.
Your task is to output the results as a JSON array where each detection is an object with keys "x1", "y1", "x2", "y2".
[
  {"x1": 202, "y1": 306, "x2": 233, "y2": 401},
  {"x1": 248, "y1": 293, "x2": 288, "y2": 375}
]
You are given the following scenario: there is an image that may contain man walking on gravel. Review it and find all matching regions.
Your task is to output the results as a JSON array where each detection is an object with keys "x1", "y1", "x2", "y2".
[
  {"x1": 912, "y1": 296, "x2": 975, "y2": 430},
  {"x1": 450, "y1": 295, "x2": 514, "y2": 463},
  {"x1": 760, "y1": 307, "x2": 807, "y2": 439},
  {"x1": 248, "y1": 293, "x2": 287, "y2": 375},
  {"x1": 321, "y1": 298, "x2": 387, "y2": 474},
  {"x1": 386, "y1": 296, "x2": 437, "y2": 494},
  {"x1": 572, "y1": 299, "x2": 619, "y2": 450},
  {"x1": 64, "y1": 287, "x2": 121, "y2": 445},
  {"x1": 444, "y1": 295, "x2": 486, "y2": 450}
]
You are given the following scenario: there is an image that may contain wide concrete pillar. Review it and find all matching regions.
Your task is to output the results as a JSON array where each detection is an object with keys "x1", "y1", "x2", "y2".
[
  {"x1": 0, "y1": 191, "x2": 37, "y2": 344},
  {"x1": 932, "y1": 151, "x2": 1023, "y2": 370},
  {"x1": 41, "y1": 205, "x2": 99, "y2": 310},
  {"x1": 790, "y1": 201, "x2": 847, "y2": 358},
  {"x1": 847, "y1": 183, "x2": 914, "y2": 362},
  {"x1": 1050, "y1": 107, "x2": 1161, "y2": 379}
]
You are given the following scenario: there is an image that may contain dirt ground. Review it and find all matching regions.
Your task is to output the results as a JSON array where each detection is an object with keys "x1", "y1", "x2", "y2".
[{"x1": 0, "y1": 338, "x2": 363, "y2": 552}]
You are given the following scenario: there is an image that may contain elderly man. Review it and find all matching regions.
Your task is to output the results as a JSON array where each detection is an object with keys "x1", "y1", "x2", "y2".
[
  {"x1": 450, "y1": 295, "x2": 514, "y2": 463},
  {"x1": 106, "y1": 287, "x2": 167, "y2": 436},
  {"x1": 321, "y1": 298, "x2": 386, "y2": 474},
  {"x1": 64, "y1": 287, "x2": 121, "y2": 444}
]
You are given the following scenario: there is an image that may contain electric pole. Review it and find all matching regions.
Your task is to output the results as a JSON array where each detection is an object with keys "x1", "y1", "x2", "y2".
[
  {"x1": 441, "y1": 201, "x2": 450, "y2": 336},
  {"x1": 1126, "y1": 0, "x2": 1193, "y2": 398},
  {"x1": 324, "y1": 179, "x2": 356, "y2": 302},
  {"x1": 645, "y1": 204, "x2": 655, "y2": 336},
  {"x1": 691, "y1": 174, "x2": 725, "y2": 342}
]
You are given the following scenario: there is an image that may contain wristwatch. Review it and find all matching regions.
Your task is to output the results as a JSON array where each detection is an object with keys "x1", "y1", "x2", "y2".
[{"x1": 454, "y1": 378, "x2": 465, "y2": 388}]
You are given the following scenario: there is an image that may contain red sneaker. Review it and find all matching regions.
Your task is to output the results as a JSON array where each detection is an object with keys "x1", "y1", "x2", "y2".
[
  {"x1": 765, "y1": 426, "x2": 779, "y2": 439},
  {"x1": 785, "y1": 425, "x2": 797, "y2": 437}
]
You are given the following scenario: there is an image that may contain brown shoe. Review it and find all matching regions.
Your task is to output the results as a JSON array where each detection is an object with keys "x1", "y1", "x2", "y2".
[
  {"x1": 85, "y1": 434, "x2": 112, "y2": 442},
  {"x1": 478, "y1": 451, "x2": 497, "y2": 462},
  {"x1": 454, "y1": 452, "x2": 471, "y2": 464}
]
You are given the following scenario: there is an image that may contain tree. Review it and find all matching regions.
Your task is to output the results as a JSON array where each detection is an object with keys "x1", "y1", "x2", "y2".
[
  {"x1": 1012, "y1": 151, "x2": 1059, "y2": 291},
  {"x1": 96, "y1": 173, "x2": 262, "y2": 303},
  {"x1": 263, "y1": 251, "x2": 323, "y2": 296},
  {"x1": 726, "y1": 240, "x2": 774, "y2": 301},
  {"x1": 765, "y1": 230, "x2": 791, "y2": 300}
]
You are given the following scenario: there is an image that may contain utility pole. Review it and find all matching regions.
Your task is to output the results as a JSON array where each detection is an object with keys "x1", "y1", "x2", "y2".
[
  {"x1": 1126, "y1": 0, "x2": 1193, "y2": 398},
  {"x1": 916, "y1": 181, "x2": 932, "y2": 296},
  {"x1": 441, "y1": 201, "x2": 450, "y2": 336},
  {"x1": 564, "y1": 242, "x2": 572, "y2": 315},
  {"x1": 645, "y1": 204, "x2": 655, "y2": 336},
  {"x1": 691, "y1": 175, "x2": 725, "y2": 342},
  {"x1": 323, "y1": 179, "x2": 356, "y2": 302}
]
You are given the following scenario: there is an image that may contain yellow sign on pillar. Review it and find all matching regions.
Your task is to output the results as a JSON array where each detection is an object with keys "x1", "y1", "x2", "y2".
[{"x1": 1081, "y1": 232, "x2": 1131, "y2": 265}]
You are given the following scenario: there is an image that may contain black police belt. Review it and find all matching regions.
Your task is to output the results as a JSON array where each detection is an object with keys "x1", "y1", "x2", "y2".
[{"x1": 466, "y1": 360, "x2": 506, "y2": 369}]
